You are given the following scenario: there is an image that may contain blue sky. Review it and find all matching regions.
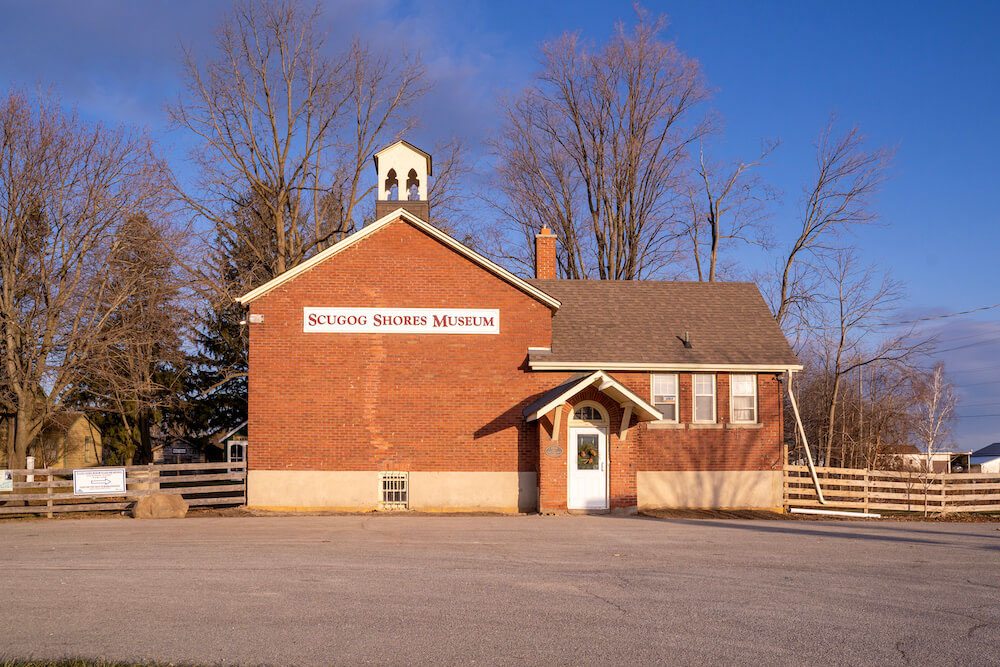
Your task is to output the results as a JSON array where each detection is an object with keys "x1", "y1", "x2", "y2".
[{"x1": 2, "y1": 0, "x2": 998, "y2": 449}]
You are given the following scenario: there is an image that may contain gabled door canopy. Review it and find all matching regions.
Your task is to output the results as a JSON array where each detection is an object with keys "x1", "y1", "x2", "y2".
[{"x1": 523, "y1": 370, "x2": 663, "y2": 423}]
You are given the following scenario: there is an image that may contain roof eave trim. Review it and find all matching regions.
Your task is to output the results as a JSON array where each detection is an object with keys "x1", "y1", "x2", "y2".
[
  {"x1": 525, "y1": 370, "x2": 663, "y2": 422},
  {"x1": 372, "y1": 140, "x2": 433, "y2": 175},
  {"x1": 236, "y1": 208, "x2": 560, "y2": 309},
  {"x1": 216, "y1": 420, "x2": 249, "y2": 443},
  {"x1": 528, "y1": 361, "x2": 803, "y2": 372}
]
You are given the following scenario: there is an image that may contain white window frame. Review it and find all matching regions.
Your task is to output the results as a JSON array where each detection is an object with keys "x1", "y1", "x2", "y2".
[
  {"x1": 228, "y1": 439, "x2": 246, "y2": 464},
  {"x1": 692, "y1": 374, "x2": 717, "y2": 423},
  {"x1": 730, "y1": 374, "x2": 758, "y2": 424},
  {"x1": 569, "y1": 400, "x2": 609, "y2": 427},
  {"x1": 379, "y1": 471, "x2": 409, "y2": 510},
  {"x1": 650, "y1": 373, "x2": 679, "y2": 423}
]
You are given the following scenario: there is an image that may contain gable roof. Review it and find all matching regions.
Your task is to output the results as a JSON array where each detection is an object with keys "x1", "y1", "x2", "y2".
[
  {"x1": 237, "y1": 209, "x2": 561, "y2": 308},
  {"x1": 885, "y1": 443, "x2": 921, "y2": 455},
  {"x1": 42, "y1": 412, "x2": 96, "y2": 433},
  {"x1": 214, "y1": 421, "x2": 248, "y2": 445},
  {"x1": 522, "y1": 371, "x2": 662, "y2": 422},
  {"x1": 526, "y1": 280, "x2": 800, "y2": 370},
  {"x1": 373, "y1": 140, "x2": 433, "y2": 175},
  {"x1": 972, "y1": 442, "x2": 1000, "y2": 458}
]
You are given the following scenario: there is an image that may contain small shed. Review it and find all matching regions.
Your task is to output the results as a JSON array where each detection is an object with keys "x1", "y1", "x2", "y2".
[
  {"x1": 213, "y1": 421, "x2": 248, "y2": 465},
  {"x1": 152, "y1": 437, "x2": 206, "y2": 465}
]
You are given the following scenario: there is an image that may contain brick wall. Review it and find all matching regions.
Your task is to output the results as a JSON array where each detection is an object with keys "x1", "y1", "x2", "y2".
[
  {"x1": 536, "y1": 374, "x2": 783, "y2": 512},
  {"x1": 248, "y1": 218, "x2": 555, "y2": 473},
  {"x1": 246, "y1": 216, "x2": 784, "y2": 510},
  {"x1": 621, "y1": 372, "x2": 784, "y2": 473}
]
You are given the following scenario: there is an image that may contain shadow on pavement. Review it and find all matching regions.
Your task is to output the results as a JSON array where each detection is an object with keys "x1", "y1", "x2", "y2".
[{"x1": 636, "y1": 516, "x2": 1000, "y2": 550}]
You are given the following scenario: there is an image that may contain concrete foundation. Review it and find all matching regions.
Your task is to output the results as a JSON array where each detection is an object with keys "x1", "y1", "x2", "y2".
[
  {"x1": 637, "y1": 470, "x2": 782, "y2": 510},
  {"x1": 247, "y1": 470, "x2": 537, "y2": 513}
]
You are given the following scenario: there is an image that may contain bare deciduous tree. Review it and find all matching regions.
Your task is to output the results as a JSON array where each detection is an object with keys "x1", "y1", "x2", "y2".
[
  {"x1": 809, "y1": 250, "x2": 925, "y2": 466},
  {"x1": 488, "y1": 10, "x2": 711, "y2": 279},
  {"x1": 424, "y1": 137, "x2": 473, "y2": 239},
  {"x1": 70, "y1": 215, "x2": 189, "y2": 464},
  {"x1": 168, "y1": 0, "x2": 427, "y2": 283},
  {"x1": 913, "y1": 362, "x2": 957, "y2": 469},
  {"x1": 685, "y1": 139, "x2": 779, "y2": 281},
  {"x1": 770, "y1": 118, "x2": 894, "y2": 334},
  {"x1": 0, "y1": 89, "x2": 168, "y2": 469}
]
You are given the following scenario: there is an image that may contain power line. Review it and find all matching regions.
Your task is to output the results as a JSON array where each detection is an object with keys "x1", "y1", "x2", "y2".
[
  {"x1": 957, "y1": 379, "x2": 1000, "y2": 388},
  {"x1": 931, "y1": 328, "x2": 1000, "y2": 346},
  {"x1": 873, "y1": 302, "x2": 1000, "y2": 327},
  {"x1": 932, "y1": 337, "x2": 1000, "y2": 355},
  {"x1": 957, "y1": 414, "x2": 1000, "y2": 418},
  {"x1": 798, "y1": 304, "x2": 1000, "y2": 334},
  {"x1": 949, "y1": 362, "x2": 1000, "y2": 375}
]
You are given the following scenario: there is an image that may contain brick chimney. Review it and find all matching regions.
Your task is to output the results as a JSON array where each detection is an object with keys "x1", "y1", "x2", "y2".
[{"x1": 535, "y1": 225, "x2": 557, "y2": 279}]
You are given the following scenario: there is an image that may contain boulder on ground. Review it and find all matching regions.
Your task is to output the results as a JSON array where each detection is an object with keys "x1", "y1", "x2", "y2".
[{"x1": 132, "y1": 493, "x2": 188, "y2": 519}]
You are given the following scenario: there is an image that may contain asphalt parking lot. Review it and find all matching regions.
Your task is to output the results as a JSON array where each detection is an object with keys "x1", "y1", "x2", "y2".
[{"x1": 1, "y1": 514, "x2": 998, "y2": 666}]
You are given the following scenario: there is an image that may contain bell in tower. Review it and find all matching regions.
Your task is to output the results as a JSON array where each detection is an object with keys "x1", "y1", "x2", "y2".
[{"x1": 373, "y1": 140, "x2": 432, "y2": 221}]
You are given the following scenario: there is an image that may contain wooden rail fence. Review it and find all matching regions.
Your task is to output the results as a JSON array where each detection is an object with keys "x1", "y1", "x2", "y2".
[
  {"x1": 785, "y1": 464, "x2": 1000, "y2": 514},
  {"x1": 0, "y1": 462, "x2": 246, "y2": 518}
]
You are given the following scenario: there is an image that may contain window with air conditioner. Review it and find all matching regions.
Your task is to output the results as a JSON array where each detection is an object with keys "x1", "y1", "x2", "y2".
[{"x1": 651, "y1": 374, "x2": 678, "y2": 422}]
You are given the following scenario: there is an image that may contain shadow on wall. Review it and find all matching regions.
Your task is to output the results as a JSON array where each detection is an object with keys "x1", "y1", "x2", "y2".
[{"x1": 473, "y1": 394, "x2": 542, "y2": 513}]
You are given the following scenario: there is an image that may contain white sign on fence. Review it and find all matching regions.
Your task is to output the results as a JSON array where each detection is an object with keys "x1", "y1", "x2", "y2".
[
  {"x1": 73, "y1": 468, "x2": 126, "y2": 496},
  {"x1": 0, "y1": 470, "x2": 12, "y2": 492},
  {"x1": 303, "y1": 307, "x2": 500, "y2": 334}
]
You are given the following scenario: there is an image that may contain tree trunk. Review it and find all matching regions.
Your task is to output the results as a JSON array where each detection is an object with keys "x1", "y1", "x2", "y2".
[
  {"x1": 825, "y1": 375, "x2": 842, "y2": 467},
  {"x1": 11, "y1": 400, "x2": 35, "y2": 471},
  {"x1": 134, "y1": 409, "x2": 153, "y2": 465},
  {"x1": 3, "y1": 414, "x2": 14, "y2": 466}
]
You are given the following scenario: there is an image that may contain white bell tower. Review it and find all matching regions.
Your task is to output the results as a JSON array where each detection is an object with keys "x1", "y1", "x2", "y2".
[{"x1": 373, "y1": 140, "x2": 433, "y2": 221}]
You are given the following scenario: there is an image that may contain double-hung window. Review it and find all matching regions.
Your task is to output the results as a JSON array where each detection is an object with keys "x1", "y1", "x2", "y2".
[
  {"x1": 651, "y1": 374, "x2": 678, "y2": 422},
  {"x1": 730, "y1": 374, "x2": 757, "y2": 423},
  {"x1": 692, "y1": 374, "x2": 716, "y2": 423}
]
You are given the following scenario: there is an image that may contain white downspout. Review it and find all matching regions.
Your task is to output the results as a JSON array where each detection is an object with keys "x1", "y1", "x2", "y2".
[{"x1": 786, "y1": 370, "x2": 826, "y2": 505}]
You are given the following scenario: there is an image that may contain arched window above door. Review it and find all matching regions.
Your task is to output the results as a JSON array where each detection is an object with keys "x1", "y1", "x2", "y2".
[{"x1": 570, "y1": 400, "x2": 608, "y2": 426}]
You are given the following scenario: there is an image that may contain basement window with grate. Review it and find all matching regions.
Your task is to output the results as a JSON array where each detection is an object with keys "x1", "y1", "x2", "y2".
[{"x1": 379, "y1": 472, "x2": 409, "y2": 510}]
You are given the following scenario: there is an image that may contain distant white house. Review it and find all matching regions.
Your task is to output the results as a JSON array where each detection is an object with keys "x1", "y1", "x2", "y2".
[
  {"x1": 970, "y1": 443, "x2": 1000, "y2": 473},
  {"x1": 883, "y1": 444, "x2": 969, "y2": 473}
]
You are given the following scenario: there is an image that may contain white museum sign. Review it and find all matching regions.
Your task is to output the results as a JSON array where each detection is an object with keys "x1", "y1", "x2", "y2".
[{"x1": 303, "y1": 308, "x2": 500, "y2": 335}]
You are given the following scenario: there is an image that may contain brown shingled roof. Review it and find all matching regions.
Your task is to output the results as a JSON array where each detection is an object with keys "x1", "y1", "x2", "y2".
[{"x1": 526, "y1": 280, "x2": 799, "y2": 368}]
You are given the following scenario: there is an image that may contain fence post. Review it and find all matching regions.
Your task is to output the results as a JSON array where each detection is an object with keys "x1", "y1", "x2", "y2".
[
  {"x1": 148, "y1": 463, "x2": 159, "y2": 492},
  {"x1": 864, "y1": 469, "x2": 870, "y2": 514},
  {"x1": 940, "y1": 475, "x2": 947, "y2": 515},
  {"x1": 46, "y1": 473, "x2": 53, "y2": 519}
]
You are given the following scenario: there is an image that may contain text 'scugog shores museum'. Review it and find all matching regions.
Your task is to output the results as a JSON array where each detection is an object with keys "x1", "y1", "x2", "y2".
[{"x1": 238, "y1": 141, "x2": 802, "y2": 513}]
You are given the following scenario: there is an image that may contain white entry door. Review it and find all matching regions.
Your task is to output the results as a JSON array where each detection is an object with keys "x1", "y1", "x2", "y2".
[{"x1": 568, "y1": 426, "x2": 608, "y2": 510}]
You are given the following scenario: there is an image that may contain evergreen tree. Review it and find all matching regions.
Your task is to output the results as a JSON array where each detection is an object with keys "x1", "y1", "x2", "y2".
[{"x1": 181, "y1": 192, "x2": 279, "y2": 440}]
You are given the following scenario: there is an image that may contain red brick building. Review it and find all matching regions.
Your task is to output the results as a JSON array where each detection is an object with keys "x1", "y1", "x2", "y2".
[{"x1": 238, "y1": 142, "x2": 800, "y2": 513}]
